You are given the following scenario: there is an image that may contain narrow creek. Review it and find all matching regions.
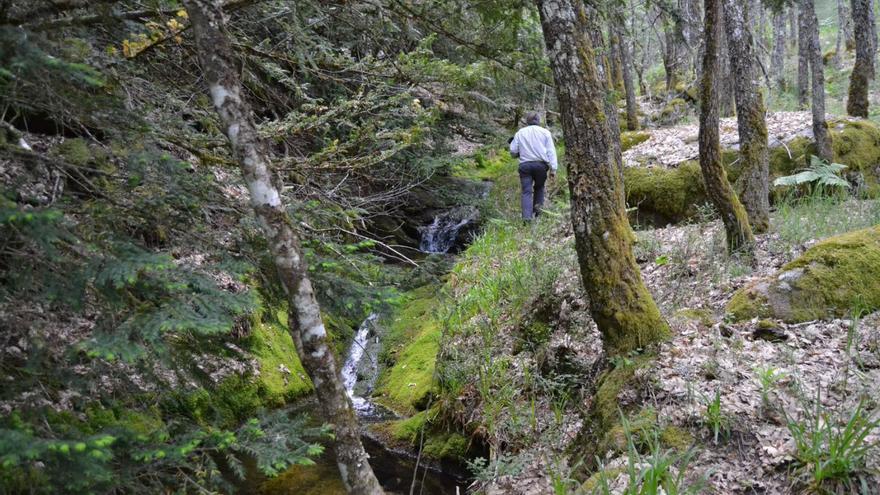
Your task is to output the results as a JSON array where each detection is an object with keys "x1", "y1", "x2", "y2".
[
  {"x1": 262, "y1": 204, "x2": 485, "y2": 493},
  {"x1": 338, "y1": 313, "x2": 468, "y2": 494}
]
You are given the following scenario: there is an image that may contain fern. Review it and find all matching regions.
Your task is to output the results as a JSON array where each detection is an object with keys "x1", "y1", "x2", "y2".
[{"x1": 773, "y1": 155, "x2": 851, "y2": 189}]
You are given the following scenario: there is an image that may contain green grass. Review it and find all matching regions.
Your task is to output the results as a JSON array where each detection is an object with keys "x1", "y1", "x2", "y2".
[
  {"x1": 772, "y1": 194, "x2": 880, "y2": 249},
  {"x1": 784, "y1": 389, "x2": 880, "y2": 492},
  {"x1": 373, "y1": 286, "x2": 442, "y2": 413}
]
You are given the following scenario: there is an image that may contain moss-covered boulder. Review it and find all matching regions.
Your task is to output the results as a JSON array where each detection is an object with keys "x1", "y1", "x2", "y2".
[
  {"x1": 727, "y1": 225, "x2": 880, "y2": 322},
  {"x1": 624, "y1": 161, "x2": 708, "y2": 225},
  {"x1": 620, "y1": 131, "x2": 650, "y2": 152},
  {"x1": 657, "y1": 98, "x2": 688, "y2": 125},
  {"x1": 626, "y1": 119, "x2": 880, "y2": 223}
]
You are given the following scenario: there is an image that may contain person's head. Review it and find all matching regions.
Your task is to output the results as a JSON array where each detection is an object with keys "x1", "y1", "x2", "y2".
[{"x1": 525, "y1": 112, "x2": 541, "y2": 126}]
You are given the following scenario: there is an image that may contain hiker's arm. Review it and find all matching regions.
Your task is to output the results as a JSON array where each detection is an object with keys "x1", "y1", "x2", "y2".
[
  {"x1": 509, "y1": 133, "x2": 519, "y2": 158},
  {"x1": 545, "y1": 133, "x2": 558, "y2": 172}
]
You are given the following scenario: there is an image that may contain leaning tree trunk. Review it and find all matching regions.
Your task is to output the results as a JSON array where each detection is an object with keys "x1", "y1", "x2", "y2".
[
  {"x1": 803, "y1": 0, "x2": 834, "y2": 161},
  {"x1": 848, "y1": 0, "x2": 875, "y2": 117},
  {"x1": 772, "y1": 11, "x2": 787, "y2": 89},
  {"x1": 722, "y1": 0, "x2": 770, "y2": 233},
  {"x1": 701, "y1": 0, "x2": 755, "y2": 253},
  {"x1": 797, "y1": 5, "x2": 810, "y2": 109},
  {"x1": 534, "y1": 0, "x2": 669, "y2": 356},
  {"x1": 181, "y1": 1, "x2": 384, "y2": 493}
]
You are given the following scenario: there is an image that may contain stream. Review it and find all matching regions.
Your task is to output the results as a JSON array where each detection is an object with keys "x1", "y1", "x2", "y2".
[{"x1": 338, "y1": 314, "x2": 469, "y2": 494}]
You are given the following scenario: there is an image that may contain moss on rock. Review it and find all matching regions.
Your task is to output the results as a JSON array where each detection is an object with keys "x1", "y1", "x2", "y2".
[
  {"x1": 627, "y1": 119, "x2": 880, "y2": 223},
  {"x1": 620, "y1": 131, "x2": 650, "y2": 152},
  {"x1": 624, "y1": 161, "x2": 708, "y2": 224},
  {"x1": 727, "y1": 225, "x2": 880, "y2": 322}
]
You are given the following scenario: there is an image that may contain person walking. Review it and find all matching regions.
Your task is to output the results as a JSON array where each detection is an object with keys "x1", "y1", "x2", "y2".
[{"x1": 509, "y1": 112, "x2": 558, "y2": 221}]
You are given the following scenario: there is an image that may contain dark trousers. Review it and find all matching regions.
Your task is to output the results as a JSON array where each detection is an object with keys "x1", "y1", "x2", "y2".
[{"x1": 518, "y1": 161, "x2": 548, "y2": 220}]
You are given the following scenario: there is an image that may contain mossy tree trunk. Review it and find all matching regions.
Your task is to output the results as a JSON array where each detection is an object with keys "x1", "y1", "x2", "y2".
[
  {"x1": 847, "y1": 0, "x2": 874, "y2": 117},
  {"x1": 620, "y1": 31, "x2": 640, "y2": 131},
  {"x1": 771, "y1": 11, "x2": 787, "y2": 89},
  {"x1": 182, "y1": 1, "x2": 384, "y2": 493},
  {"x1": 608, "y1": 26, "x2": 625, "y2": 94},
  {"x1": 797, "y1": 5, "x2": 810, "y2": 109},
  {"x1": 613, "y1": 5, "x2": 640, "y2": 131},
  {"x1": 803, "y1": 0, "x2": 834, "y2": 162},
  {"x1": 534, "y1": 0, "x2": 670, "y2": 356},
  {"x1": 722, "y1": 0, "x2": 770, "y2": 233},
  {"x1": 700, "y1": 0, "x2": 755, "y2": 253}
]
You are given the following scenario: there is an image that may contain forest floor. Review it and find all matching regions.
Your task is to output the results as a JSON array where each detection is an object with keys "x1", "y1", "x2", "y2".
[{"x1": 458, "y1": 199, "x2": 880, "y2": 494}]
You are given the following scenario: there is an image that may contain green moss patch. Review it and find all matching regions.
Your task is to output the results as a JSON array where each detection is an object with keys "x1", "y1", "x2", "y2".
[
  {"x1": 727, "y1": 225, "x2": 880, "y2": 322},
  {"x1": 624, "y1": 161, "x2": 708, "y2": 224},
  {"x1": 259, "y1": 461, "x2": 346, "y2": 495},
  {"x1": 620, "y1": 131, "x2": 650, "y2": 152},
  {"x1": 384, "y1": 410, "x2": 471, "y2": 462},
  {"x1": 246, "y1": 310, "x2": 313, "y2": 403},
  {"x1": 375, "y1": 286, "x2": 441, "y2": 413}
]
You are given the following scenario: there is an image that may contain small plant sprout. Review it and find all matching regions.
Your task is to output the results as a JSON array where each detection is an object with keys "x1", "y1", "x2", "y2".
[
  {"x1": 702, "y1": 390, "x2": 730, "y2": 444},
  {"x1": 754, "y1": 365, "x2": 786, "y2": 408}
]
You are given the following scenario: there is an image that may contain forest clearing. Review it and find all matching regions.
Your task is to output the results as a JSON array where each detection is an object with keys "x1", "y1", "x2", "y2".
[{"x1": 3, "y1": 0, "x2": 880, "y2": 493}]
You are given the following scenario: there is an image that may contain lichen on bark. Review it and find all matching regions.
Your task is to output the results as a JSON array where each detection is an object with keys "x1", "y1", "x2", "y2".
[
  {"x1": 699, "y1": 0, "x2": 755, "y2": 253},
  {"x1": 535, "y1": 0, "x2": 669, "y2": 357}
]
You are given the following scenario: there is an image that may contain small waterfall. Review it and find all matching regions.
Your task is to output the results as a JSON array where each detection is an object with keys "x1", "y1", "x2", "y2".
[
  {"x1": 419, "y1": 206, "x2": 479, "y2": 254},
  {"x1": 341, "y1": 313, "x2": 379, "y2": 415}
]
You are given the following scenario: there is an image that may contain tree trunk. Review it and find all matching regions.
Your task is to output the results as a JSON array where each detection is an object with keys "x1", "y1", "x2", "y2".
[
  {"x1": 620, "y1": 32, "x2": 640, "y2": 131},
  {"x1": 842, "y1": 0, "x2": 856, "y2": 50},
  {"x1": 803, "y1": 0, "x2": 833, "y2": 161},
  {"x1": 797, "y1": 4, "x2": 810, "y2": 109},
  {"x1": 789, "y1": 6, "x2": 798, "y2": 50},
  {"x1": 181, "y1": 1, "x2": 384, "y2": 493},
  {"x1": 722, "y1": 0, "x2": 770, "y2": 233},
  {"x1": 608, "y1": 27, "x2": 625, "y2": 94},
  {"x1": 700, "y1": 0, "x2": 755, "y2": 253},
  {"x1": 613, "y1": 6, "x2": 640, "y2": 131},
  {"x1": 534, "y1": 0, "x2": 669, "y2": 356},
  {"x1": 848, "y1": 0, "x2": 874, "y2": 117},
  {"x1": 718, "y1": 17, "x2": 736, "y2": 117},
  {"x1": 772, "y1": 11, "x2": 787, "y2": 89}
]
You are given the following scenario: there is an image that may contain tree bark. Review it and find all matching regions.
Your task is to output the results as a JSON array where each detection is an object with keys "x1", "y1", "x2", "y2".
[
  {"x1": 612, "y1": 6, "x2": 640, "y2": 131},
  {"x1": 842, "y1": 0, "x2": 856, "y2": 50},
  {"x1": 722, "y1": 0, "x2": 770, "y2": 233},
  {"x1": 534, "y1": 0, "x2": 669, "y2": 356},
  {"x1": 608, "y1": 26, "x2": 626, "y2": 94},
  {"x1": 848, "y1": 0, "x2": 875, "y2": 117},
  {"x1": 181, "y1": 1, "x2": 384, "y2": 493},
  {"x1": 701, "y1": 0, "x2": 755, "y2": 253},
  {"x1": 802, "y1": 0, "x2": 833, "y2": 162},
  {"x1": 797, "y1": 4, "x2": 810, "y2": 109},
  {"x1": 772, "y1": 11, "x2": 787, "y2": 89},
  {"x1": 620, "y1": 33, "x2": 640, "y2": 131}
]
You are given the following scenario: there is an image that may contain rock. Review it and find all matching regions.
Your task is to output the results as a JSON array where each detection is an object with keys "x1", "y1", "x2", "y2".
[{"x1": 727, "y1": 225, "x2": 880, "y2": 322}]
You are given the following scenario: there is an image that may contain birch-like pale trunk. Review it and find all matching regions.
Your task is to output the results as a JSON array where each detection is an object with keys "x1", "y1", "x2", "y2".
[{"x1": 181, "y1": 1, "x2": 383, "y2": 493}]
